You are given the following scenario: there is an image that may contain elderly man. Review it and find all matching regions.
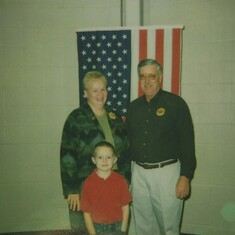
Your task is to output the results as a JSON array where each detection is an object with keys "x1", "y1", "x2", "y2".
[{"x1": 126, "y1": 59, "x2": 196, "y2": 235}]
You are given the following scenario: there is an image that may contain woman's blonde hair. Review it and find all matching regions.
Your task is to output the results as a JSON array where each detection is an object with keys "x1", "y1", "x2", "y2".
[{"x1": 83, "y1": 71, "x2": 108, "y2": 90}]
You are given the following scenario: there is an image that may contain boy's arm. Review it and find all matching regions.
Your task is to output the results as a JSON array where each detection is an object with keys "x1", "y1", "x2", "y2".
[
  {"x1": 121, "y1": 204, "x2": 130, "y2": 232},
  {"x1": 84, "y1": 212, "x2": 96, "y2": 235}
]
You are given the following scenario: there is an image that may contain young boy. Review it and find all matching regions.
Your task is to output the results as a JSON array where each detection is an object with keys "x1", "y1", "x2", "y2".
[{"x1": 80, "y1": 141, "x2": 132, "y2": 235}]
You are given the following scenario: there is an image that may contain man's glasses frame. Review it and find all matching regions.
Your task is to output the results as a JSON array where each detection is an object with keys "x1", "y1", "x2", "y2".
[{"x1": 138, "y1": 73, "x2": 159, "y2": 81}]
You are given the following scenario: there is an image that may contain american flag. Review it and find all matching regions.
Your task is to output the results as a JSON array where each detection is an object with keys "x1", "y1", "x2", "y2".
[{"x1": 77, "y1": 26, "x2": 184, "y2": 116}]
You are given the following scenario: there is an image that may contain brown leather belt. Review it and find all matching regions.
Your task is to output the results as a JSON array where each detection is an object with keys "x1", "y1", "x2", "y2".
[{"x1": 135, "y1": 159, "x2": 178, "y2": 169}]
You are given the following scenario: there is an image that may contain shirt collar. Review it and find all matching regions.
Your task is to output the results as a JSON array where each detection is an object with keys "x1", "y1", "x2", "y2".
[{"x1": 141, "y1": 89, "x2": 163, "y2": 104}]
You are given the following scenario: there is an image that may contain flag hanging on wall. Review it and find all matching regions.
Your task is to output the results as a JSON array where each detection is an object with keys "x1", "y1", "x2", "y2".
[{"x1": 77, "y1": 25, "x2": 184, "y2": 117}]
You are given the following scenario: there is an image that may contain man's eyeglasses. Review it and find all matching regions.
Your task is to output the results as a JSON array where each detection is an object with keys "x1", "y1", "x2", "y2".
[{"x1": 139, "y1": 73, "x2": 158, "y2": 81}]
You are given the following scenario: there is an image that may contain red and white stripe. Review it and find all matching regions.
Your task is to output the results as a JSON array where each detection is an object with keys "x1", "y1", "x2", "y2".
[{"x1": 130, "y1": 26, "x2": 183, "y2": 100}]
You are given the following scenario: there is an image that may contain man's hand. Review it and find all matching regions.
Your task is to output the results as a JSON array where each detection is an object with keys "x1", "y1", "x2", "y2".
[
  {"x1": 176, "y1": 176, "x2": 190, "y2": 199},
  {"x1": 67, "y1": 194, "x2": 80, "y2": 211}
]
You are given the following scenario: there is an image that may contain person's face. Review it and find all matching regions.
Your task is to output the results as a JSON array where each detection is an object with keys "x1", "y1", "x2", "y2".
[
  {"x1": 84, "y1": 78, "x2": 108, "y2": 109},
  {"x1": 92, "y1": 146, "x2": 117, "y2": 172},
  {"x1": 139, "y1": 64, "x2": 163, "y2": 101}
]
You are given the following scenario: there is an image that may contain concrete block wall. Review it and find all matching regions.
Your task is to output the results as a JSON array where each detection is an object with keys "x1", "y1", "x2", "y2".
[{"x1": 0, "y1": 0, "x2": 121, "y2": 233}]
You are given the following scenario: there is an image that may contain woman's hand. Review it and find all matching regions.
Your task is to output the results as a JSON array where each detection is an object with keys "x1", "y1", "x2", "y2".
[{"x1": 67, "y1": 194, "x2": 80, "y2": 211}]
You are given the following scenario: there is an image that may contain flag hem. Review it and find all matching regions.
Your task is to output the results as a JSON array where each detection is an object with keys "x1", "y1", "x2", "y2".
[{"x1": 76, "y1": 25, "x2": 185, "y2": 32}]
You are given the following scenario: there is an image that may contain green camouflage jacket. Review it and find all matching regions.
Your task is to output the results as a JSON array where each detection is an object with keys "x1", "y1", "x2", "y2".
[{"x1": 60, "y1": 103, "x2": 130, "y2": 196}]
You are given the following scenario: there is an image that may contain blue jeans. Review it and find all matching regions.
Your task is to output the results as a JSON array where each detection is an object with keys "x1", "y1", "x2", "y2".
[{"x1": 94, "y1": 222, "x2": 126, "y2": 235}]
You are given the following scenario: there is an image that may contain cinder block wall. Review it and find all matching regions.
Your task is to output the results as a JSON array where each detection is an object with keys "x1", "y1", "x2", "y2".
[{"x1": 0, "y1": 0, "x2": 121, "y2": 233}]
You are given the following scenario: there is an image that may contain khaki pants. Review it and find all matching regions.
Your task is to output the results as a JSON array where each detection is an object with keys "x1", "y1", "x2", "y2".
[{"x1": 132, "y1": 161, "x2": 183, "y2": 235}]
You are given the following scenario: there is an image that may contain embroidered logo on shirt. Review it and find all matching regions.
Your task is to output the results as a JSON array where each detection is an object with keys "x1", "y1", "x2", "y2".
[
  {"x1": 109, "y1": 112, "x2": 117, "y2": 119},
  {"x1": 156, "y1": 108, "x2": 165, "y2": 116}
]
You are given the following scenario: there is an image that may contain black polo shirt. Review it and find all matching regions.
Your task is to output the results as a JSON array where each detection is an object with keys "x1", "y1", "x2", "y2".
[{"x1": 126, "y1": 89, "x2": 196, "y2": 179}]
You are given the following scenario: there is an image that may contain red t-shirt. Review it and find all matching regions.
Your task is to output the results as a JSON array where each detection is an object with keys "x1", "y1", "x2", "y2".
[{"x1": 80, "y1": 170, "x2": 132, "y2": 224}]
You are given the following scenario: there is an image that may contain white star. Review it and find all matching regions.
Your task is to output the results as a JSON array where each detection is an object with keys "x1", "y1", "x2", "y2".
[
  {"x1": 101, "y1": 35, "x2": 106, "y2": 40},
  {"x1": 107, "y1": 42, "x2": 112, "y2": 47},
  {"x1": 96, "y1": 57, "x2": 101, "y2": 62},
  {"x1": 112, "y1": 64, "x2": 117, "y2": 70},
  {"x1": 102, "y1": 64, "x2": 107, "y2": 69},
  {"x1": 122, "y1": 64, "x2": 127, "y2": 69},
  {"x1": 86, "y1": 43, "x2": 91, "y2": 48},
  {"x1": 112, "y1": 93, "x2": 117, "y2": 99},
  {"x1": 117, "y1": 42, "x2": 122, "y2": 47},
  {"x1": 122, "y1": 34, "x2": 128, "y2": 39},
  {"x1": 91, "y1": 35, "x2": 96, "y2": 40},
  {"x1": 112, "y1": 34, "x2": 117, "y2": 40},
  {"x1": 82, "y1": 65, "x2": 87, "y2": 70},
  {"x1": 123, "y1": 79, "x2": 128, "y2": 84},
  {"x1": 81, "y1": 35, "x2": 86, "y2": 41},
  {"x1": 82, "y1": 51, "x2": 86, "y2": 56},
  {"x1": 107, "y1": 72, "x2": 112, "y2": 77}
]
